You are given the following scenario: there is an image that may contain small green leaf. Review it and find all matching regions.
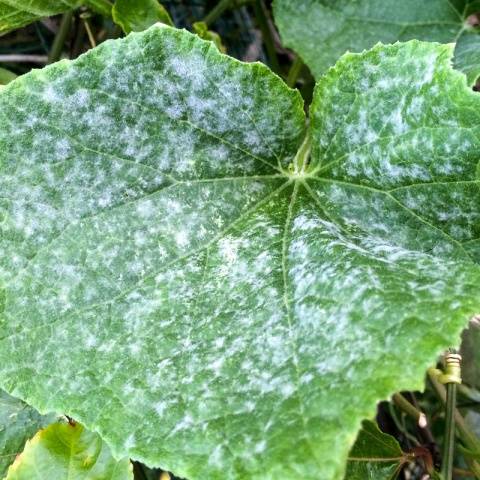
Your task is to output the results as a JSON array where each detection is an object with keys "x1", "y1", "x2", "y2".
[
  {"x1": 273, "y1": 0, "x2": 479, "y2": 78},
  {"x1": 0, "y1": 68, "x2": 17, "y2": 86},
  {"x1": 193, "y1": 21, "x2": 226, "y2": 53},
  {"x1": 1, "y1": 27, "x2": 480, "y2": 480},
  {"x1": 0, "y1": 390, "x2": 55, "y2": 477},
  {"x1": 112, "y1": 0, "x2": 173, "y2": 33},
  {"x1": 5, "y1": 421, "x2": 133, "y2": 480},
  {"x1": 346, "y1": 421, "x2": 405, "y2": 480}
]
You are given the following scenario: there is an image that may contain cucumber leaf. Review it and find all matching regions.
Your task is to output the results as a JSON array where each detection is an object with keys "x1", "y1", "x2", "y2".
[
  {"x1": 0, "y1": 67, "x2": 16, "y2": 86},
  {"x1": 346, "y1": 420, "x2": 406, "y2": 480},
  {"x1": 0, "y1": 0, "x2": 75, "y2": 34},
  {"x1": 0, "y1": 390, "x2": 55, "y2": 477},
  {"x1": 454, "y1": 29, "x2": 480, "y2": 86},
  {"x1": 193, "y1": 21, "x2": 226, "y2": 53},
  {"x1": 0, "y1": 26, "x2": 480, "y2": 480},
  {"x1": 112, "y1": 0, "x2": 173, "y2": 33},
  {"x1": 0, "y1": 0, "x2": 111, "y2": 35},
  {"x1": 5, "y1": 421, "x2": 133, "y2": 480},
  {"x1": 273, "y1": 0, "x2": 480, "y2": 81}
]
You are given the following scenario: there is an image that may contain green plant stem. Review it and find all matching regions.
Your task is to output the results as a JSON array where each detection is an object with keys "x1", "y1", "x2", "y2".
[
  {"x1": 253, "y1": 0, "x2": 281, "y2": 74},
  {"x1": 293, "y1": 133, "x2": 311, "y2": 173},
  {"x1": 387, "y1": 401, "x2": 420, "y2": 447},
  {"x1": 392, "y1": 392, "x2": 427, "y2": 428},
  {"x1": 442, "y1": 382, "x2": 457, "y2": 480},
  {"x1": 203, "y1": 0, "x2": 233, "y2": 26},
  {"x1": 428, "y1": 369, "x2": 480, "y2": 479},
  {"x1": 287, "y1": 56, "x2": 304, "y2": 87},
  {"x1": 48, "y1": 10, "x2": 74, "y2": 64},
  {"x1": 81, "y1": 13, "x2": 97, "y2": 48},
  {"x1": 428, "y1": 370, "x2": 480, "y2": 454}
]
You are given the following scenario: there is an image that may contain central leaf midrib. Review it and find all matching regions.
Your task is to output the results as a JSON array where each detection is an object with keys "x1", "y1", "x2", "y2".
[{"x1": 280, "y1": 181, "x2": 323, "y2": 467}]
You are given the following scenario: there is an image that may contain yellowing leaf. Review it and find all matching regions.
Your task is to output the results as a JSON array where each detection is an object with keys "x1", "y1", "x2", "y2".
[
  {"x1": 0, "y1": 390, "x2": 55, "y2": 477},
  {"x1": 5, "y1": 422, "x2": 133, "y2": 480}
]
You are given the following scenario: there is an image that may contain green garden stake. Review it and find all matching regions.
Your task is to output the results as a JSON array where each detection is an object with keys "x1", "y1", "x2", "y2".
[{"x1": 440, "y1": 351, "x2": 462, "y2": 480}]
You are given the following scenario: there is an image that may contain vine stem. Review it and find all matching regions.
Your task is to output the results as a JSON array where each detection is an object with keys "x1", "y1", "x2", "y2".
[
  {"x1": 428, "y1": 354, "x2": 480, "y2": 480},
  {"x1": 80, "y1": 12, "x2": 97, "y2": 48},
  {"x1": 203, "y1": 0, "x2": 233, "y2": 25},
  {"x1": 442, "y1": 382, "x2": 457, "y2": 480},
  {"x1": 48, "y1": 10, "x2": 74, "y2": 64},
  {"x1": 392, "y1": 393, "x2": 428, "y2": 428},
  {"x1": 292, "y1": 133, "x2": 311, "y2": 173},
  {"x1": 428, "y1": 370, "x2": 480, "y2": 455},
  {"x1": 287, "y1": 56, "x2": 304, "y2": 88}
]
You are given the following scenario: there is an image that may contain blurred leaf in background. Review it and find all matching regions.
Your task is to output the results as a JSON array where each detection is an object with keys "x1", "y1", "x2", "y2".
[
  {"x1": 0, "y1": 66, "x2": 16, "y2": 85},
  {"x1": 0, "y1": 0, "x2": 112, "y2": 35},
  {"x1": 192, "y1": 20, "x2": 226, "y2": 52},
  {"x1": 345, "y1": 420, "x2": 409, "y2": 480},
  {"x1": 113, "y1": 0, "x2": 173, "y2": 33},
  {"x1": 273, "y1": 0, "x2": 480, "y2": 84}
]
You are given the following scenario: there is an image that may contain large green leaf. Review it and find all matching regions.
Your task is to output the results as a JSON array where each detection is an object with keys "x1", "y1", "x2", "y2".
[
  {"x1": 0, "y1": 26, "x2": 480, "y2": 480},
  {"x1": 273, "y1": 0, "x2": 480, "y2": 81},
  {"x1": 345, "y1": 421, "x2": 406, "y2": 480},
  {"x1": 0, "y1": 390, "x2": 55, "y2": 477},
  {"x1": 0, "y1": 0, "x2": 111, "y2": 35},
  {"x1": 5, "y1": 421, "x2": 133, "y2": 479}
]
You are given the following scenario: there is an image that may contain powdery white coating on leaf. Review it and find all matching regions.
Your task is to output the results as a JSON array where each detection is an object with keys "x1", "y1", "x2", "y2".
[{"x1": 1, "y1": 29, "x2": 480, "y2": 480}]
